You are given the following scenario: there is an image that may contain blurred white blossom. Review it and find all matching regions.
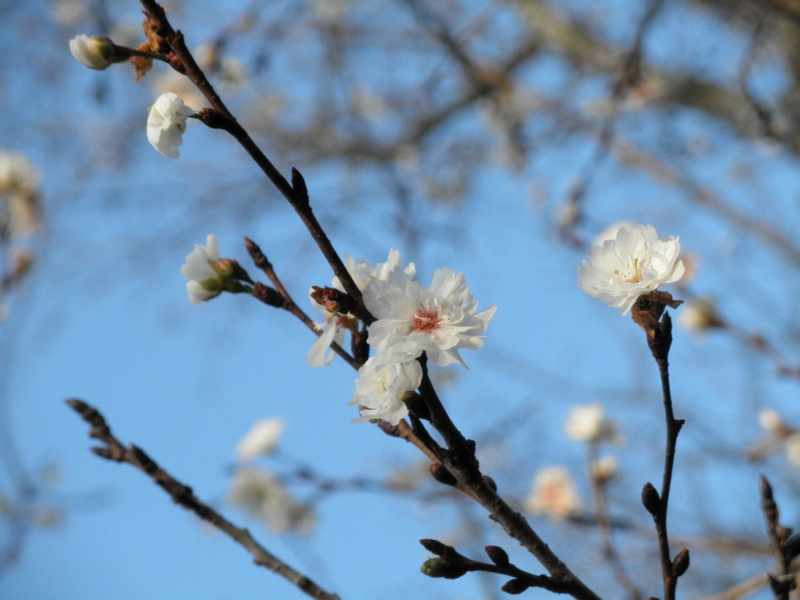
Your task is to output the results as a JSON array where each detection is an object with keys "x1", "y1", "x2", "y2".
[
  {"x1": 228, "y1": 468, "x2": 315, "y2": 534},
  {"x1": 679, "y1": 297, "x2": 723, "y2": 335},
  {"x1": 578, "y1": 224, "x2": 684, "y2": 315},
  {"x1": 564, "y1": 403, "x2": 621, "y2": 445},
  {"x1": 590, "y1": 455, "x2": 619, "y2": 484},
  {"x1": 349, "y1": 358, "x2": 422, "y2": 425},
  {"x1": 147, "y1": 93, "x2": 195, "y2": 159},
  {"x1": 0, "y1": 150, "x2": 41, "y2": 239},
  {"x1": 236, "y1": 418, "x2": 285, "y2": 460},
  {"x1": 524, "y1": 466, "x2": 582, "y2": 520},
  {"x1": 365, "y1": 267, "x2": 496, "y2": 368}
]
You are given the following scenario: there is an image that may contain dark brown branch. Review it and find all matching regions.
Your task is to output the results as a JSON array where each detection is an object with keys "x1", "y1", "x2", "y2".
[
  {"x1": 759, "y1": 476, "x2": 797, "y2": 600},
  {"x1": 65, "y1": 399, "x2": 341, "y2": 600},
  {"x1": 419, "y1": 539, "x2": 579, "y2": 596},
  {"x1": 640, "y1": 311, "x2": 686, "y2": 600}
]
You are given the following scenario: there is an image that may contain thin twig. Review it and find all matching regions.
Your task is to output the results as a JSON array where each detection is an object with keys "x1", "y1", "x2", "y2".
[
  {"x1": 644, "y1": 312, "x2": 686, "y2": 600},
  {"x1": 66, "y1": 399, "x2": 341, "y2": 600}
]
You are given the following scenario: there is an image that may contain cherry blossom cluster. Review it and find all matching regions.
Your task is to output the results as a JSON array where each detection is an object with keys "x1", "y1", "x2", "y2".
[{"x1": 309, "y1": 250, "x2": 496, "y2": 426}]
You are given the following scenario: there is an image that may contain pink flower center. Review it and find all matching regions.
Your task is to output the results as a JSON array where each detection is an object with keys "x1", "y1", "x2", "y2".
[{"x1": 412, "y1": 309, "x2": 439, "y2": 332}]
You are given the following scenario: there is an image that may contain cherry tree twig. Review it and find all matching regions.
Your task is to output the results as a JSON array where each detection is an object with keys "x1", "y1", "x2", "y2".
[{"x1": 66, "y1": 399, "x2": 341, "y2": 600}]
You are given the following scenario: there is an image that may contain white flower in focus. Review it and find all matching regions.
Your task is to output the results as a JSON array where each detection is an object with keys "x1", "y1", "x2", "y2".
[
  {"x1": 181, "y1": 234, "x2": 222, "y2": 304},
  {"x1": 577, "y1": 224, "x2": 685, "y2": 316},
  {"x1": 69, "y1": 35, "x2": 113, "y2": 70},
  {"x1": 307, "y1": 248, "x2": 415, "y2": 368},
  {"x1": 236, "y1": 418, "x2": 285, "y2": 460},
  {"x1": 564, "y1": 403, "x2": 621, "y2": 445},
  {"x1": 228, "y1": 468, "x2": 315, "y2": 534},
  {"x1": 365, "y1": 268, "x2": 496, "y2": 368},
  {"x1": 147, "y1": 93, "x2": 195, "y2": 159},
  {"x1": 524, "y1": 466, "x2": 582, "y2": 520},
  {"x1": 349, "y1": 357, "x2": 422, "y2": 425}
]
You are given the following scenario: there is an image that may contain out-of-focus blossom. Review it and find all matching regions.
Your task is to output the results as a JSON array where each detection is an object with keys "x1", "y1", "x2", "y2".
[
  {"x1": 349, "y1": 358, "x2": 422, "y2": 425},
  {"x1": 147, "y1": 93, "x2": 195, "y2": 159},
  {"x1": 786, "y1": 434, "x2": 800, "y2": 468},
  {"x1": 759, "y1": 408, "x2": 789, "y2": 438},
  {"x1": 564, "y1": 403, "x2": 621, "y2": 445},
  {"x1": 578, "y1": 224, "x2": 684, "y2": 316},
  {"x1": 590, "y1": 455, "x2": 619, "y2": 484},
  {"x1": 524, "y1": 466, "x2": 582, "y2": 520},
  {"x1": 228, "y1": 468, "x2": 315, "y2": 534},
  {"x1": 679, "y1": 297, "x2": 724, "y2": 334},
  {"x1": 150, "y1": 70, "x2": 208, "y2": 112},
  {"x1": 0, "y1": 150, "x2": 41, "y2": 240},
  {"x1": 365, "y1": 267, "x2": 496, "y2": 368},
  {"x1": 51, "y1": 0, "x2": 86, "y2": 25},
  {"x1": 236, "y1": 418, "x2": 285, "y2": 460}
]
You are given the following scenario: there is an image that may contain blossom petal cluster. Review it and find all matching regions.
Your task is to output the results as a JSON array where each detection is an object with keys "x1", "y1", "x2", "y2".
[
  {"x1": 349, "y1": 358, "x2": 422, "y2": 426},
  {"x1": 577, "y1": 224, "x2": 684, "y2": 316},
  {"x1": 365, "y1": 267, "x2": 496, "y2": 369},
  {"x1": 147, "y1": 93, "x2": 195, "y2": 159},
  {"x1": 0, "y1": 150, "x2": 41, "y2": 240},
  {"x1": 334, "y1": 250, "x2": 495, "y2": 425}
]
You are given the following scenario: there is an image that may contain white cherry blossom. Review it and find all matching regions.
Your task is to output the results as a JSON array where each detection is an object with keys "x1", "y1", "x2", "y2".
[
  {"x1": 349, "y1": 358, "x2": 422, "y2": 425},
  {"x1": 181, "y1": 234, "x2": 222, "y2": 304},
  {"x1": 147, "y1": 93, "x2": 195, "y2": 159},
  {"x1": 365, "y1": 267, "x2": 496, "y2": 368},
  {"x1": 577, "y1": 224, "x2": 684, "y2": 316}
]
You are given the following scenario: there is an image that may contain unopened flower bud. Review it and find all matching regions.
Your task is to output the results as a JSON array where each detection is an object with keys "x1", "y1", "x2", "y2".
[
  {"x1": 672, "y1": 548, "x2": 690, "y2": 577},
  {"x1": 420, "y1": 557, "x2": 468, "y2": 579},
  {"x1": 419, "y1": 538, "x2": 450, "y2": 555},
  {"x1": 69, "y1": 35, "x2": 131, "y2": 70},
  {"x1": 785, "y1": 532, "x2": 800, "y2": 561},
  {"x1": 501, "y1": 578, "x2": 530, "y2": 595},
  {"x1": 428, "y1": 463, "x2": 457, "y2": 486},
  {"x1": 252, "y1": 282, "x2": 284, "y2": 307},
  {"x1": 485, "y1": 545, "x2": 509, "y2": 566},
  {"x1": 641, "y1": 482, "x2": 661, "y2": 516},
  {"x1": 483, "y1": 475, "x2": 498, "y2": 492}
]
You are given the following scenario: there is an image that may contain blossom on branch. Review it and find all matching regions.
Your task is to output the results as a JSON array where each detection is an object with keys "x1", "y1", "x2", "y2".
[
  {"x1": 349, "y1": 357, "x2": 422, "y2": 425},
  {"x1": 577, "y1": 224, "x2": 684, "y2": 316},
  {"x1": 147, "y1": 93, "x2": 195, "y2": 159},
  {"x1": 181, "y1": 234, "x2": 223, "y2": 304},
  {"x1": 236, "y1": 418, "x2": 285, "y2": 460},
  {"x1": 365, "y1": 268, "x2": 496, "y2": 368},
  {"x1": 307, "y1": 248, "x2": 415, "y2": 367}
]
